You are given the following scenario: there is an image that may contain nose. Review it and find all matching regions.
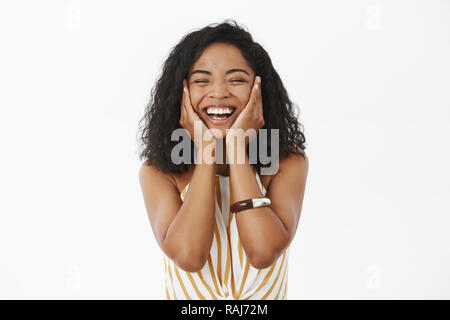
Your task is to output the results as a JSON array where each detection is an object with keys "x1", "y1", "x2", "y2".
[{"x1": 207, "y1": 80, "x2": 230, "y2": 99}]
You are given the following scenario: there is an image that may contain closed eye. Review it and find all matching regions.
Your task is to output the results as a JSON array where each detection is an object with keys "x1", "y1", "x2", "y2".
[{"x1": 193, "y1": 80, "x2": 246, "y2": 83}]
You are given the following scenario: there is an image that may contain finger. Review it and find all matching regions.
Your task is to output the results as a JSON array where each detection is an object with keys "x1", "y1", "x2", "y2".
[
  {"x1": 257, "y1": 78, "x2": 263, "y2": 112},
  {"x1": 182, "y1": 83, "x2": 194, "y2": 115},
  {"x1": 249, "y1": 76, "x2": 261, "y2": 116},
  {"x1": 180, "y1": 83, "x2": 186, "y2": 118},
  {"x1": 181, "y1": 81, "x2": 191, "y2": 127},
  {"x1": 183, "y1": 84, "x2": 204, "y2": 126},
  {"x1": 183, "y1": 80, "x2": 194, "y2": 116},
  {"x1": 253, "y1": 77, "x2": 263, "y2": 124},
  {"x1": 250, "y1": 76, "x2": 260, "y2": 107}
]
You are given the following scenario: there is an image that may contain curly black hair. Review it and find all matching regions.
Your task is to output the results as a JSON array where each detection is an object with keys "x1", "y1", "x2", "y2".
[{"x1": 137, "y1": 19, "x2": 306, "y2": 174}]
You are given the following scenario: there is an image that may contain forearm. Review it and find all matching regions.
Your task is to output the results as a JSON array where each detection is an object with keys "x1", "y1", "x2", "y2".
[
  {"x1": 228, "y1": 151, "x2": 289, "y2": 268},
  {"x1": 163, "y1": 161, "x2": 216, "y2": 268}
]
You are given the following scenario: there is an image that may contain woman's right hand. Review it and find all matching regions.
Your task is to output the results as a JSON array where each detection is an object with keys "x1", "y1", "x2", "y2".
[{"x1": 180, "y1": 79, "x2": 216, "y2": 152}]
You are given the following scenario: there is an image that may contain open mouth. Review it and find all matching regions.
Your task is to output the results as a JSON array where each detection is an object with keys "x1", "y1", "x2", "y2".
[{"x1": 203, "y1": 106, "x2": 237, "y2": 123}]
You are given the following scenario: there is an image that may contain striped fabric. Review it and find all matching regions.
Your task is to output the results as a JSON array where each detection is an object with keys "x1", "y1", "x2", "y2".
[{"x1": 163, "y1": 167, "x2": 290, "y2": 300}]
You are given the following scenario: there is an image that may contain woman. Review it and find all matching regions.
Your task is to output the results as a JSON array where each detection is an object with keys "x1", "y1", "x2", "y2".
[{"x1": 138, "y1": 20, "x2": 308, "y2": 300}]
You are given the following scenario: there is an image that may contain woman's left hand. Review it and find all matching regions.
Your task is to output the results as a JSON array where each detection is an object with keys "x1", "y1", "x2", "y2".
[{"x1": 226, "y1": 76, "x2": 264, "y2": 149}]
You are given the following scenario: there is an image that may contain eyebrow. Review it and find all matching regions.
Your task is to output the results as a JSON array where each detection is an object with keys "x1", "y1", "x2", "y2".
[{"x1": 188, "y1": 68, "x2": 250, "y2": 78}]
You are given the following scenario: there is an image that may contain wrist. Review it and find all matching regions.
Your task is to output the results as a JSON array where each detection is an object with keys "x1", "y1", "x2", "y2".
[
  {"x1": 194, "y1": 139, "x2": 217, "y2": 165},
  {"x1": 227, "y1": 146, "x2": 249, "y2": 165},
  {"x1": 226, "y1": 137, "x2": 248, "y2": 159},
  {"x1": 195, "y1": 160, "x2": 216, "y2": 173}
]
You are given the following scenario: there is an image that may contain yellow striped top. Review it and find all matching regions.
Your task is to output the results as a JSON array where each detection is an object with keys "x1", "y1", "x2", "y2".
[{"x1": 163, "y1": 167, "x2": 290, "y2": 300}]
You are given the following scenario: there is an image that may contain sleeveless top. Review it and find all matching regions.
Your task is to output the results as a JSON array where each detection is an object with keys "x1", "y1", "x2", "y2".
[{"x1": 163, "y1": 167, "x2": 290, "y2": 300}]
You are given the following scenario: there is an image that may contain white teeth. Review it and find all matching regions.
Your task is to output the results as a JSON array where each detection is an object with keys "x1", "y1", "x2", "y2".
[{"x1": 206, "y1": 106, "x2": 234, "y2": 115}]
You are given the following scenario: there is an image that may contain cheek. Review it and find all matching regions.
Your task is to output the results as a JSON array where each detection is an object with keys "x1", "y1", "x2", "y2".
[
  {"x1": 189, "y1": 86, "x2": 252, "y2": 112},
  {"x1": 188, "y1": 91, "x2": 202, "y2": 112},
  {"x1": 234, "y1": 88, "x2": 252, "y2": 108}
]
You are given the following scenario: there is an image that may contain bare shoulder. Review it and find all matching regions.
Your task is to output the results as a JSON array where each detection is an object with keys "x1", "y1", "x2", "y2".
[
  {"x1": 264, "y1": 147, "x2": 308, "y2": 190},
  {"x1": 279, "y1": 147, "x2": 309, "y2": 172},
  {"x1": 139, "y1": 162, "x2": 178, "y2": 191},
  {"x1": 139, "y1": 162, "x2": 194, "y2": 196},
  {"x1": 274, "y1": 148, "x2": 308, "y2": 183},
  {"x1": 138, "y1": 162, "x2": 185, "y2": 250}
]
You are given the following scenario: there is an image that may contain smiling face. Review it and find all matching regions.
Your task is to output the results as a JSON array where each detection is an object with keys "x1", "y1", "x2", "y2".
[{"x1": 187, "y1": 42, "x2": 256, "y2": 138}]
